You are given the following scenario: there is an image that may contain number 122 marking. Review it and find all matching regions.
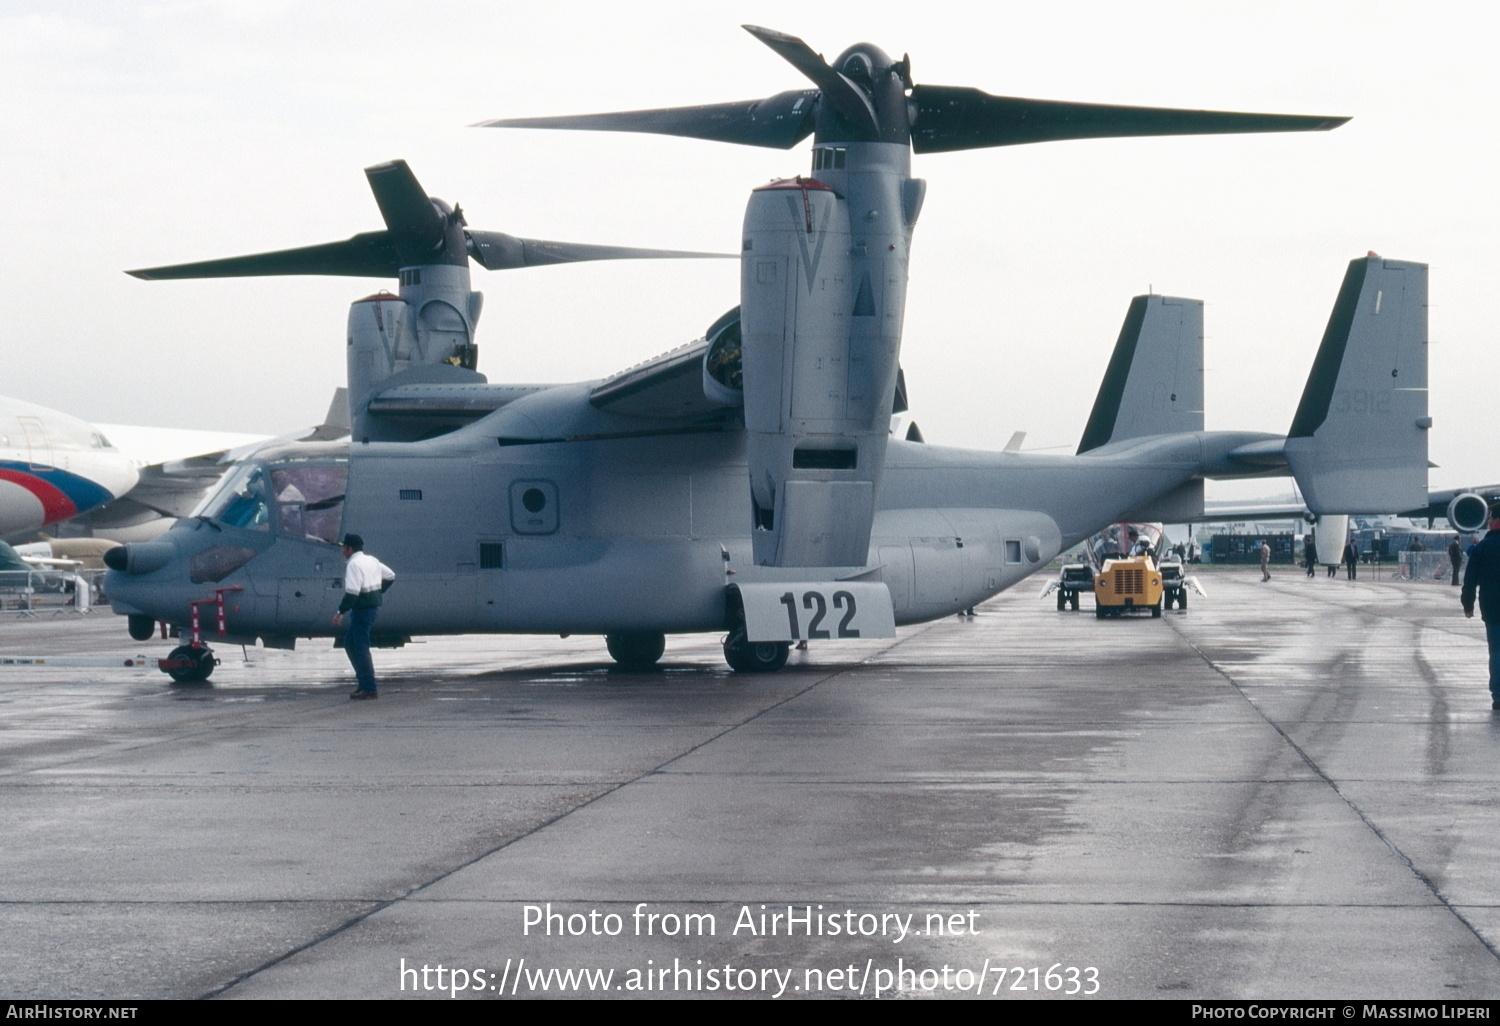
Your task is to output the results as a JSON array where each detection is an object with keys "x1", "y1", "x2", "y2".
[{"x1": 779, "y1": 590, "x2": 860, "y2": 639}]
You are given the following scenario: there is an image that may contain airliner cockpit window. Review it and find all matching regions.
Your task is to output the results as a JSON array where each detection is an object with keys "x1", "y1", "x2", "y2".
[{"x1": 271, "y1": 464, "x2": 347, "y2": 544}]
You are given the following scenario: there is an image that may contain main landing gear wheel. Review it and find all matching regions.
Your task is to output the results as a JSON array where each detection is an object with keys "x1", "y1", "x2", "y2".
[
  {"x1": 605, "y1": 631, "x2": 666, "y2": 668},
  {"x1": 723, "y1": 630, "x2": 789, "y2": 673},
  {"x1": 1056, "y1": 590, "x2": 1068, "y2": 611},
  {"x1": 164, "y1": 644, "x2": 216, "y2": 684}
]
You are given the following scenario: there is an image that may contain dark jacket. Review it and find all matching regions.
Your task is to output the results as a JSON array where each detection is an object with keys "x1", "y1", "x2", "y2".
[{"x1": 1461, "y1": 530, "x2": 1500, "y2": 622}]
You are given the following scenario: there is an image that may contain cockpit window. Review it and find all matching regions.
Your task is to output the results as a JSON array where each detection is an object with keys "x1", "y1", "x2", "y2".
[
  {"x1": 271, "y1": 465, "x2": 347, "y2": 544},
  {"x1": 202, "y1": 462, "x2": 271, "y2": 531}
]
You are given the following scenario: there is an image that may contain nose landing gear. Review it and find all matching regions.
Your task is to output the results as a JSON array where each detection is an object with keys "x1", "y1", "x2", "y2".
[
  {"x1": 161, "y1": 644, "x2": 217, "y2": 684},
  {"x1": 155, "y1": 586, "x2": 242, "y2": 685}
]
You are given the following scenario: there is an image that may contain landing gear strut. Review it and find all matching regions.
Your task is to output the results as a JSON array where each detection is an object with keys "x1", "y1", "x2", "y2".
[
  {"x1": 605, "y1": 631, "x2": 666, "y2": 668},
  {"x1": 156, "y1": 586, "x2": 240, "y2": 685},
  {"x1": 723, "y1": 629, "x2": 789, "y2": 673}
]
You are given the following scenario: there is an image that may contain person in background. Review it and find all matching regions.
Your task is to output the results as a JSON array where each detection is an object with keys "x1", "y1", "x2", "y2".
[{"x1": 1461, "y1": 505, "x2": 1500, "y2": 710}]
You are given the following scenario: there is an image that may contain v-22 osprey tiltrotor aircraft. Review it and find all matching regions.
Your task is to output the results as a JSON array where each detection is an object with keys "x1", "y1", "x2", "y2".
[{"x1": 105, "y1": 26, "x2": 1429, "y2": 680}]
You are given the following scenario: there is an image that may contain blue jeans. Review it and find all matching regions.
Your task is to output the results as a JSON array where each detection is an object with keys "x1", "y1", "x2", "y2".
[
  {"x1": 1485, "y1": 621, "x2": 1500, "y2": 704},
  {"x1": 344, "y1": 606, "x2": 378, "y2": 693}
]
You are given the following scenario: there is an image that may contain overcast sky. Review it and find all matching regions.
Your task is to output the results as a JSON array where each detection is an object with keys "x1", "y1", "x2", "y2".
[{"x1": 3, "y1": 1, "x2": 1496, "y2": 495}]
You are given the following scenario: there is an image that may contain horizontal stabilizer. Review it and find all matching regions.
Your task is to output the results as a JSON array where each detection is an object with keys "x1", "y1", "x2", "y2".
[
  {"x1": 1079, "y1": 295, "x2": 1204, "y2": 453},
  {"x1": 1285, "y1": 257, "x2": 1428, "y2": 514}
]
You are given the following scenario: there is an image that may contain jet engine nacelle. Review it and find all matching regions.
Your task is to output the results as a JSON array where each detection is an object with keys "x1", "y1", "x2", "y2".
[{"x1": 1447, "y1": 492, "x2": 1491, "y2": 534}]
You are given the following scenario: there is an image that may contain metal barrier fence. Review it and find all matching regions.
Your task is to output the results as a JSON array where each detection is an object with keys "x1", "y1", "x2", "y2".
[
  {"x1": 1395, "y1": 551, "x2": 1462, "y2": 583},
  {"x1": 0, "y1": 568, "x2": 106, "y2": 616}
]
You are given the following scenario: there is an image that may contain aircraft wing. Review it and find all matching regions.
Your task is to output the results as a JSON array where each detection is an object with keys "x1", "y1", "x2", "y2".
[
  {"x1": 77, "y1": 392, "x2": 355, "y2": 530},
  {"x1": 588, "y1": 338, "x2": 739, "y2": 419},
  {"x1": 70, "y1": 451, "x2": 237, "y2": 528},
  {"x1": 21, "y1": 555, "x2": 82, "y2": 569},
  {"x1": 1195, "y1": 483, "x2": 1500, "y2": 529},
  {"x1": 1196, "y1": 500, "x2": 1314, "y2": 522}
]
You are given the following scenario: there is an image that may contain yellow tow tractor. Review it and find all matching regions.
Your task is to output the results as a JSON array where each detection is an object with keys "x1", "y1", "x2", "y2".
[{"x1": 1093, "y1": 553, "x2": 1164, "y2": 618}]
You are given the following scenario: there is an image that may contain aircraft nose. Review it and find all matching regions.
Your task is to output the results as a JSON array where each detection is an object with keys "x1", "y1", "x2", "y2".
[{"x1": 103, "y1": 541, "x2": 175, "y2": 575}]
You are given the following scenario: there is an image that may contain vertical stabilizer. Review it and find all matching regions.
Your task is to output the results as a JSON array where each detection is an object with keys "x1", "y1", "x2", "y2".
[
  {"x1": 1285, "y1": 257, "x2": 1428, "y2": 514},
  {"x1": 1078, "y1": 295, "x2": 1204, "y2": 453}
]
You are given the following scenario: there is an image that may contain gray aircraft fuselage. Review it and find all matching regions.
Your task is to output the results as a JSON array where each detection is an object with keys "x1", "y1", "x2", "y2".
[
  {"x1": 105, "y1": 401, "x2": 1279, "y2": 647},
  {"x1": 106, "y1": 28, "x2": 1386, "y2": 667}
]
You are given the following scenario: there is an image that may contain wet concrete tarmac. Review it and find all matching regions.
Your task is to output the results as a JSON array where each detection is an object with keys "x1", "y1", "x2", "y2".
[{"x1": 2, "y1": 570, "x2": 1498, "y2": 1000}]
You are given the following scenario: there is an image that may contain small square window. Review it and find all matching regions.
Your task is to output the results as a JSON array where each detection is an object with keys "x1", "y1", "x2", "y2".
[{"x1": 1005, "y1": 540, "x2": 1022, "y2": 564}]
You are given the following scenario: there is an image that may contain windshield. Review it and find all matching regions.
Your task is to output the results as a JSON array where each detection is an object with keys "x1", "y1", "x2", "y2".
[
  {"x1": 1087, "y1": 522, "x2": 1166, "y2": 565},
  {"x1": 198, "y1": 459, "x2": 347, "y2": 543},
  {"x1": 200, "y1": 461, "x2": 271, "y2": 531}
]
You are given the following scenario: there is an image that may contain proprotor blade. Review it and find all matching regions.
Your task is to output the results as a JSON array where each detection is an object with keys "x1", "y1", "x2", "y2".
[
  {"x1": 466, "y1": 232, "x2": 733, "y2": 271},
  {"x1": 126, "y1": 231, "x2": 400, "y2": 280},
  {"x1": 910, "y1": 86, "x2": 1350, "y2": 153},
  {"x1": 475, "y1": 90, "x2": 819, "y2": 150},
  {"x1": 364, "y1": 160, "x2": 447, "y2": 253},
  {"x1": 741, "y1": 24, "x2": 876, "y2": 135}
]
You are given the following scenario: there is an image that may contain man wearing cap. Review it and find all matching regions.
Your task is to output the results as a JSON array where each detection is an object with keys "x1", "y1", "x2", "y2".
[
  {"x1": 1461, "y1": 505, "x2": 1500, "y2": 710},
  {"x1": 332, "y1": 533, "x2": 395, "y2": 700}
]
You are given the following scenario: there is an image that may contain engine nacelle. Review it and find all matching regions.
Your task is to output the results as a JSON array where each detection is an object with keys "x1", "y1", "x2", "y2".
[
  {"x1": 1447, "y1": 492, "x2": 1492, "y2": 533},
  {"x1": 1313, "y1": 514, "x2": 1349, "y2": 566},
  {"x1": 739, "y1": 174, "x2": 902, "y2": 567}
]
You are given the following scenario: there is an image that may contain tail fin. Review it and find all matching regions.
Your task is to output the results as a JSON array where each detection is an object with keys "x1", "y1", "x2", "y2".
[
  {"x1": 1285, "y1": 256, "x2": 1428, "y2": 514},
  {"x1": 1078, "y1": 295, "x2": 1204, "y2": 453}
]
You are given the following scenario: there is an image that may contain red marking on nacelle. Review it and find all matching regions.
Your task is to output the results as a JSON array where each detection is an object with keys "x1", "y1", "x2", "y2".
[{"x1": 753, "y1": 176, "x2": 835, "y2": 192}]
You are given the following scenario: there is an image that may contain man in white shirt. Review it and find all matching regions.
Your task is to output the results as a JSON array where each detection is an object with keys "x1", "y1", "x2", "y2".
[{"x1": 332, "y1": 533, "x2": 395, "y2": 699}]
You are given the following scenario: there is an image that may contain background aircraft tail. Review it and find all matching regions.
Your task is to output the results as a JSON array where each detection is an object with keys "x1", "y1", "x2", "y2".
[
  {"x1": 1284, "y1": 256, "x2": 1428, "y2": 514},
  {"x1": 1077, "y1": 295, "x2": 1204, "y2": 454}
]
